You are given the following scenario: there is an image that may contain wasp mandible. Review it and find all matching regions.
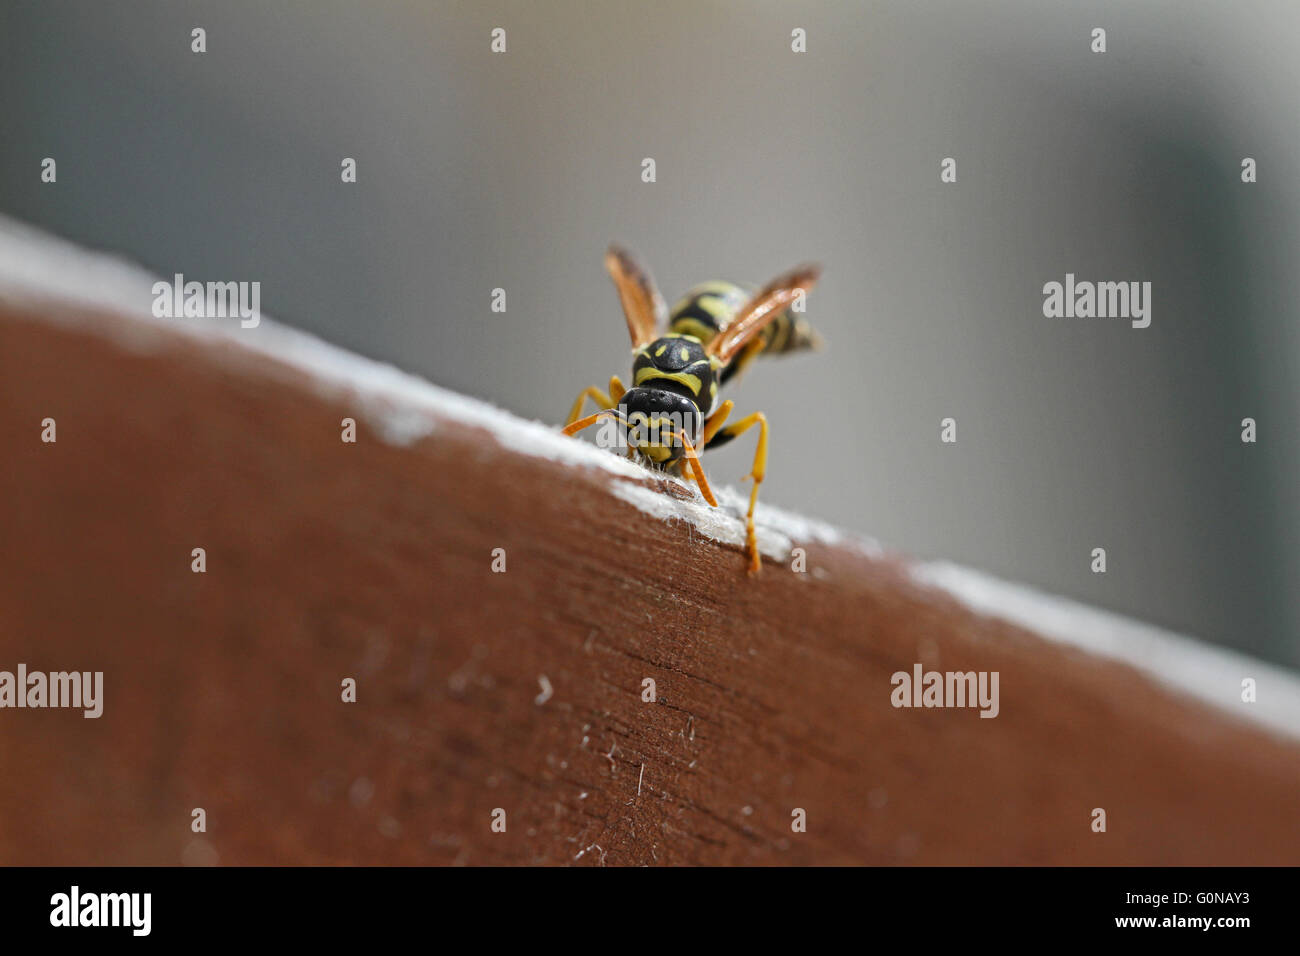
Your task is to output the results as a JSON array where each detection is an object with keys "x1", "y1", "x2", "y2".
[{"x1": 563, "y1": 245, "x2": 822, "y2": 574}]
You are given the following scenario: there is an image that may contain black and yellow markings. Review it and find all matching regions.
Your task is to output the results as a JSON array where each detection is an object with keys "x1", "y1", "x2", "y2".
[
  {"x1": 625, "y1": 411, "x2": 680, "y2": 462},
  {"x1": 766, "y1": 314, "x2": 793, "y2": 352},
  {"x1": 633, "y1": 365, "x2": 704, "y2": 394},
  {"x1": 669, "y1": 280, "x2": 821, "y2": 386},
  {"x1": 562, "y1": 244, "x2": 821, "y2": 575},
  {"x1": 629, "y1": 333, "x2": 715, "y2": 410},
  {"x1": 563, "y1": 407, "x2": 716, "y2": 505},
  {"x1": 668, "y1": 281, "x2": 747, "y2": 346}
]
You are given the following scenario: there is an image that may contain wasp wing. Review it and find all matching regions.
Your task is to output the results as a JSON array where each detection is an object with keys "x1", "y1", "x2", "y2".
[
  {"x1": 705, "y1": 264, "x2": 821, "y2": 363},
  {"x1": 605, "y1": 245, "x2": 667, "y2": 348}
]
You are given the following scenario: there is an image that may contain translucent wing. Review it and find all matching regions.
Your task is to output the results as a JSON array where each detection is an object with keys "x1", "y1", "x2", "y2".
[
  {"x1": 705, "y1": 264, "x2": 821, "y2": 363},
  {"x1": 605, "y1": 245, "x2": 667, "y2": 348}
]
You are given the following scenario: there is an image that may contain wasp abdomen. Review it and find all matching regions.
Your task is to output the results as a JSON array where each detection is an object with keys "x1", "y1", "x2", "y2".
[
  {"x1": 668, "y1": 281, "x2": 748, "y2": 344},
  {"x1": 669, "y1": 282, "x2": 821, "y2": 385}
]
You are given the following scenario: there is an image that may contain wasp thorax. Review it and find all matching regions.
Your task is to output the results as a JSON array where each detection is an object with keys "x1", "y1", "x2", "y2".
[
  {"x1": 619, "y1": 386, "x2": 701, "y2": 466},
  {"x1": 631, "y1": 334, "x2": 718, "y2": 418}
]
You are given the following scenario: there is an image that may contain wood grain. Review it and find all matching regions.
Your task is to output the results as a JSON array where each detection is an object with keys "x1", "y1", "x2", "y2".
[{"x1": 1, "y1": 301, "x2": 1297, "y2": 866}]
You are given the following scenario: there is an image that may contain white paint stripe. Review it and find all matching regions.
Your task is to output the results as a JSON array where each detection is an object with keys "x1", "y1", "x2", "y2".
[{"x1": 912, "y1": 561, "x2": 1300, "y2": 740}]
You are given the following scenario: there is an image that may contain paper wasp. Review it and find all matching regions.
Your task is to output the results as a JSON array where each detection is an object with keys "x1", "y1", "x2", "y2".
[{"x1": 563, "y1": 245, "x2": 822, "y2": 573}]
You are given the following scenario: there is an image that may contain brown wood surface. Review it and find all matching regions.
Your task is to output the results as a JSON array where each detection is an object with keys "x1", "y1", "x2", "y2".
[{"x1": 1, "y1": 301, "x2": 1298, "y2": 866}]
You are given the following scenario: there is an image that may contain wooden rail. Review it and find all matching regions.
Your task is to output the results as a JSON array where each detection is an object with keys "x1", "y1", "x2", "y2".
[{"x1": 1, "y1": 225, "x2": 1298, "y2": 865}]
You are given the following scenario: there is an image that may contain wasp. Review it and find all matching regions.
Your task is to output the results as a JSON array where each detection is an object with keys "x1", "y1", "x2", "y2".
[{"x1": 563, "y1": 245, "x2": 822, "y2": 573}]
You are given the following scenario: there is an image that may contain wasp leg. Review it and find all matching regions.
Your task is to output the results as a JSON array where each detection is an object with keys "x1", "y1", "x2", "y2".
[
  {"x1": 676, "y1": 402, "x2": 734, "y2": 487},
  {"x1": 707, "y1": 412, "x2": 768, "y2": 574},
  {"x1": 563, "y1": 408, "x2": 622, "y2": 437},
  {"x1": 564, "y1": 413, "x2": 717, "y2": 513},
  {"x1": 565, "y1": 377, "x2": 626, "y2": 427},
  {"x1": 674, "y1": 430, "x2": 717, "y2": 507},
  {"x1": 566, "y1": 385, "x2": 610, "y2": 427},
  {"x1": 670, "y1": 401, "x2": 737, "y2": 489},
  {"x1": 700, "y1": 399, "x2": 735, "y2": 449},
  {"x1": 718, "y1": 338, "x2": 764, "y2": 386}
]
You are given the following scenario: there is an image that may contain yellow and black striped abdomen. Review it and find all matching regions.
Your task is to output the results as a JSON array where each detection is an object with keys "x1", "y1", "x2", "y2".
[
  {"x1": 668, "y1": 281, "x2": 749, "y2": 345},
  {"x1": 669, "y1": 281, "x2": 822, "y2": 384}
]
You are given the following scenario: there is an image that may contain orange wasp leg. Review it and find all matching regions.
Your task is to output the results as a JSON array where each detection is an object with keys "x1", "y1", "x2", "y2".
[
  {"x1": 707, "y1": 412, "x2": 769, "y2": 574},
  {"x1": 563, "y1": 411, "x2": 722, "y2": 550},
  {"x1": 701, "y1": 400, "x2": 734, "y2": 448},
  {"x1": 564, "y1": 375, "x2": 627, "y2": 427},
  {"x1": 672, "y1": 429, "x2": 717, "y2": 507}
]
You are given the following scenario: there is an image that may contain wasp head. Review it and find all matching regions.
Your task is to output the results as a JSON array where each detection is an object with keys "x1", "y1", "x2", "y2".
[{"x1": 618, "y1": 386, "x2": 702, "y2": 468}]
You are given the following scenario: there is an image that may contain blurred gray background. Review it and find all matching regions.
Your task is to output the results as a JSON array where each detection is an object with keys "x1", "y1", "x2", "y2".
[{"x1": 3, "y1": 0, "x2": 1298, "y2": 668}]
